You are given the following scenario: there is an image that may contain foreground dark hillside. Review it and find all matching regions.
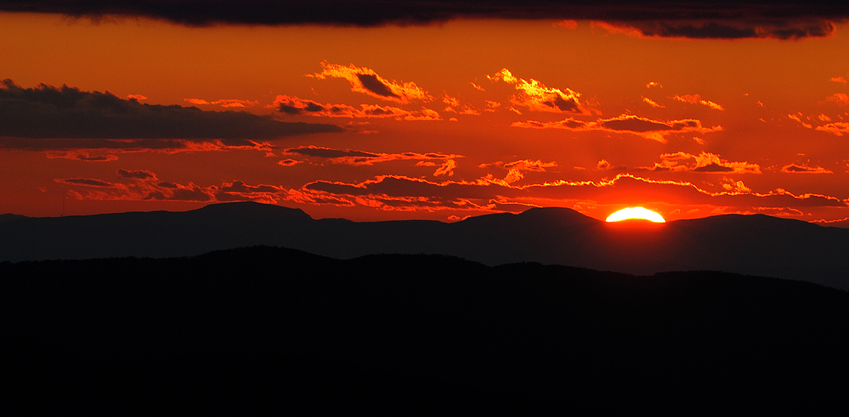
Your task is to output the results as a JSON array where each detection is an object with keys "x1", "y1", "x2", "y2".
[{"x1": 3, "y1": 247, "x2": 849, "y2": 414}]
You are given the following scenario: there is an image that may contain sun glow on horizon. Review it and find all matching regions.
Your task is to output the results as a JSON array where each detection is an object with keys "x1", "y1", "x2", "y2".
[{"x1": 606, "y1": 207, "x2": 666, "y2": 223}]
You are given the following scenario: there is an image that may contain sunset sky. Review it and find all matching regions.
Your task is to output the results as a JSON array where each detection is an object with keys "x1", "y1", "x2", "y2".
[{"x1": 2, "y1": 1, "x2": 849, "y2": 223}]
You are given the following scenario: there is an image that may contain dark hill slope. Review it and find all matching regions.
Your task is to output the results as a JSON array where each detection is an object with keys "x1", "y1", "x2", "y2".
[{"x1": 3, "y1": 247, "x2": 849, "y2": 414}]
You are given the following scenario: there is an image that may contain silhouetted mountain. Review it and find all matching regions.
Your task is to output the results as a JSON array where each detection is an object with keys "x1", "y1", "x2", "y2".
[
  {"x1": 2, "y1": 201, "x2": 848, "y2": 288},
  {"x1": 3, "y1": 247, "x2": 849, "y2": 414}
]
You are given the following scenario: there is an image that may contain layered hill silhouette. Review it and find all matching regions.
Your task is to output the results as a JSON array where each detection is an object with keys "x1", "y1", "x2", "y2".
[
  {"x1": 1, "y1": 201, "x2": 848, "y2": 288},
  {"x1": 4, "y1": 247, "x2": 849, "y2": 414}
]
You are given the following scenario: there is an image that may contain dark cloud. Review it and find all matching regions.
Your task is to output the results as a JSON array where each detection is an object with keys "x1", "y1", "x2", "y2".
[
  {"x1": 598, "y1": 117, "x2": 674, "y2": 133},
  {"x1": 45, "y1": 150, "x2": 119, "y2": 161},
  {"x1": 599, "y1": 19, "x2": 838, "y2": 39},
  {"x1": 281, "y1": 146, "x2": 459, "y2": 176},
  {"x1": 273, "y1": 95, "x2": 439, "y2": 120},
  {"x1": 693, "y1": 163, "x2": 734, "y2": 173},
  {"x1": 548, "y1": 95, "x2": 580, "y2": 112},
  {"x1": 0, "y1": 79, "x2": 342, "y2": 150},
  {"x1": 55, "y1": 177, "x2": 115, "y2": 187},
  {"x1": 116, "y1": 169, "x2": 157, "y2": 180},
  {"x1": 70, "y1": 154, "x2": 114, "y2": 161},
  {"x1": 1, "y1": 137, "x2": 201, "y2": 151},
  {"x1": 285, "y1": 146, "x2": 379, "y2": 159},
  {"x1": 1, "y1": 1, "x2": 846, "y2": 39},
  {"x1": 277, "y1": 97, "x2": 326, "y2": 115},
  {"x1": 356, "y1": 74, "x2": 399, "y2": 98}
]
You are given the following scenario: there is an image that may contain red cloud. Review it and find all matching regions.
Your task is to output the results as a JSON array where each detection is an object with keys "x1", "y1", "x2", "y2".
[
  {"x1": 673, "y1": 94, "x2": 725, "y2": 111},
  {"x1": 309, "y1": 62, "x2": 431, "y2": 104},
  {"x1": 815, "y1": 122, "x2": 849, "y2": 136},
  {"x1": 274, "y1": 95, "x2": 440, "y2": 121},
  {"x1": 826, "y1": 93, "x2": 849, "y2": 106},
  {"x1": 645, "y1": 152, "x2": 762, "y2": 174},
  {"x1": 781, "y1": 164, "x2": 833, "y2": 174},
  {"x1": 488, "y1": 68, "x2": 589, "y2": 115},
  {"x1": 45, "y1": 151, "x2": 119, "y2": 162}
]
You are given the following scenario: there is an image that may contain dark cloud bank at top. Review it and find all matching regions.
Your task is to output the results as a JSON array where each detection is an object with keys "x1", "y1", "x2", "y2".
[
  {"x1": 2, "y1": 1, "x2": 848, "y2": 39},
  {"x1": 0, "y1": 79, "x2": 341, "y2": 150}
]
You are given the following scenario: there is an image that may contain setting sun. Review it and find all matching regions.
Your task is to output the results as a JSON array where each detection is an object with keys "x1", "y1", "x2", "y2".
[{"x1": 606, "y1": 207, "x2": 666, "y2": 223}]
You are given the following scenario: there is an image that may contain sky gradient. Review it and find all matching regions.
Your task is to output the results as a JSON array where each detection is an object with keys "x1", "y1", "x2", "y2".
[{"x1": 2, "y1": 2, "x2": 848, "y2": 223}]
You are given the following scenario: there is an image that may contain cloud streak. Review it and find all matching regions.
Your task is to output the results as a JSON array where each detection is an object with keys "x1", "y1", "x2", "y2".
[{"x1": 513, "y1": 114, "x2": 721, "y2": 143}]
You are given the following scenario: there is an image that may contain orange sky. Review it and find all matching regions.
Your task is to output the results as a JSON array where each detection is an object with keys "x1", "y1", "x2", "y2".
[{"x1": 1, "y1": 10, "x2": 848, "y2": 223}]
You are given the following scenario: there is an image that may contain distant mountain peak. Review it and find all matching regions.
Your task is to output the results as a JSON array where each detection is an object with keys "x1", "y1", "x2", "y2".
[
  {"x1": 517, "y1": 206, "x2": 600, "y2": 224},
  {"x1": 193, "y1": 201, "x2": 313, "y2": 221}
]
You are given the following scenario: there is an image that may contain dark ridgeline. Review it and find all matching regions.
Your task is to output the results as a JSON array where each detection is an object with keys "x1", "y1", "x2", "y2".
[
  {"x1": 3, "y1": 247, "x2": 849, "y2": 414},
  {"x1": 1, "y1": 201, "x2": 848, "y2": 288}
]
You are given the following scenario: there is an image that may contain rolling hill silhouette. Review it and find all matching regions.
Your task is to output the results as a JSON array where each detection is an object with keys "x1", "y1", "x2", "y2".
[
  {"x1": 1, "y1": 201, "x2": 848, "y2": 288},
  {"x1": 3, "y1": 247, "x2": 849, "y2": 414}
]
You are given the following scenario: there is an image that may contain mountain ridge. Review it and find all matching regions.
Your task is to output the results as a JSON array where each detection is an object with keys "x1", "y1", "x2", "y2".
[{"x1": 2, "y1": 201, "x2": 847, "y2": 289}]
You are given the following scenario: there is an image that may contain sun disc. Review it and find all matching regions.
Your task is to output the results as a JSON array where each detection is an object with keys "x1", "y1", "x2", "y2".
[{"x1": 606, "y1": 207, "x2": 666, "y2": 223}]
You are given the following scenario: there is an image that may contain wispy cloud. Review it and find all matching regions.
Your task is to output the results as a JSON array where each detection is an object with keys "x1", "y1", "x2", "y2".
[
  {"x1": 673, "y1": 94, "x2": 725, "y2": 111},
  {"x1": 642, "y1": 97, "x2": 664, "y2": 108}
]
